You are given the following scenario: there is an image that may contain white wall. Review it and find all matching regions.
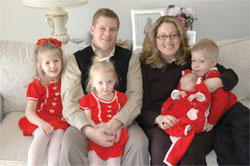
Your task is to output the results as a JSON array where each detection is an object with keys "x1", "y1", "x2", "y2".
[{"x1": 0, "y1": 0, "x2": 249, "y2": 44}]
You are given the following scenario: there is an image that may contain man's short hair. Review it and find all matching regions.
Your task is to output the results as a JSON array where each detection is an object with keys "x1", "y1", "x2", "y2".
[{"x1": 92, "y1": 8, "x2": 120, "y2": 29}]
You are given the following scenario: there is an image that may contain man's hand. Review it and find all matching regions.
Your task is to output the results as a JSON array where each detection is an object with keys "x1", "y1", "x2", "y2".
[
  {"x1": 101, "y1": 118, "x2": 123, "y2": 134},
  {"x1": 82, "y1": 125, "x2": 115, "y2": 147},
  {"x1": 114, "y1": 128, "x2": 122, "y2": 143}
]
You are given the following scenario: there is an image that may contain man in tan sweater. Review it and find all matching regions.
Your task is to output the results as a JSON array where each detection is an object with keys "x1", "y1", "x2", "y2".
[{"x1": 59, "y1": 8, "x2": 149, "y2": 165}]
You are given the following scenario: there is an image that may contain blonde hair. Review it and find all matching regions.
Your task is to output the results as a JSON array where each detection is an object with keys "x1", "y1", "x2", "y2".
[
  {"x1": 35, "y1": 41, "x2": 63, "y2": 84},
  {"x1": 191, "y1": 38, "x2": 219, "y2": 60},
  {"x1": 140, "y1": 15, "x2": 190, "y2": 70},
  {"x1": 86, "y1": 56, "x2": 118, "y2": 92},
  {"x1": 92, "y1": 8, "x2": 120, "y2": 29}
]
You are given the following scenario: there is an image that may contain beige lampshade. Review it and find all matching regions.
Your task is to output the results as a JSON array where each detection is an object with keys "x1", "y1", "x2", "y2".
[{"x1": 21, "y1": 0, "x2": 88, "y2": 8}]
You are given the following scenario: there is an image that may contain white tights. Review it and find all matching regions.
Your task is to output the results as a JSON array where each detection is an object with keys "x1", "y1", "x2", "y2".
[
  {"x1": 28, "y1": 128, "x2": 64, "y2": 166},
  {"x1": 88, "y1": 150, "x2": 121, "y2": 166}
]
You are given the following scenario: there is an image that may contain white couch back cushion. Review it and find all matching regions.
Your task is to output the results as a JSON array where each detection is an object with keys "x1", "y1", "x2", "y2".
[
  {"x1": 0, "y1": 38, "x2": 249, "y2": 113},
  {"x1": 216, "y1": 38, "x2": 250, "y2": 101},
  {"x1": 0, "y1": 40, "x2": 85, "y2": 113}
]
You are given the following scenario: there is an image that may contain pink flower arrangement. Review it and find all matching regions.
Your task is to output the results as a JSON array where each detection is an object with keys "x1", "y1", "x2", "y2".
[{"x1": 167, "y1": 5, "x2": 197, "y2": 30}]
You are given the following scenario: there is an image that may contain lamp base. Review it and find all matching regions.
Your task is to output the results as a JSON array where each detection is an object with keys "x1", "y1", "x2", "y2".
[
  {"x1": 50, "y1": 34, "x2": 70, "y2": 45},
  {"x1": 46, "y1": 7, "x2": 70, "y2": 44}
]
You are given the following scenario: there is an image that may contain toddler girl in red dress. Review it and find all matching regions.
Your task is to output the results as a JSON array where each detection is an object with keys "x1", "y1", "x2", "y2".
[
  {"x1": 80, "y1": 56, "x2": 128, "y2": 166},
  {"x1": 18, "y1": 38, "x2": 68, "y2": 166}
]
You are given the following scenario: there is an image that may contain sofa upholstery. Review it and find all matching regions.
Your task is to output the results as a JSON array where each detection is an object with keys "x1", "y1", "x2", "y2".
[{"x1": 0, "y1": 38, "x2": 249, "y2": 165}]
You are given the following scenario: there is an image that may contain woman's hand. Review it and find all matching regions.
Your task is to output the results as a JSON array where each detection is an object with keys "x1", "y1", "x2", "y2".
[
  {"x1": 205, "y1": 123, "x2": 214, "y2": 132},
  {"x1": 156, "y1": 115, "x2": 178, "y2": 130}
]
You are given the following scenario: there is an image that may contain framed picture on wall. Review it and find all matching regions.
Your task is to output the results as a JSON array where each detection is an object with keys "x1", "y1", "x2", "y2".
[
  {"x1": 131, "y1": 8, "x2": 167, "y2": 51},
  {"x1": 187, "y1": 31, "x2": 196, "y2": 45}
]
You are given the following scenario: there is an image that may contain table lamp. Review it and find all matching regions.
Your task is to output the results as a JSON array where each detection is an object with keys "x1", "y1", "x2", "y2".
[{"x1": 21, "y1": 0, "x2": 88, "y2": 44}]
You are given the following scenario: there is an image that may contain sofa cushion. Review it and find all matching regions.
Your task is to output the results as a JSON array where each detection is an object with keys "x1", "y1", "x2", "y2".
[
  {"x1": 0, "y1": 111, "x2": 49, "y2": 165},
  {"x1": 0, "y1": 112, "x2": 31, "y2": 161},
  {"x1": 206, "y1": 150, "x2": 218, "y2": 166},
  {"x1": 0, "y1": 41, "x2": 35, "y2": 113},
  {"x1": 216, "y1": 38, "x2": 250, "y2": 101}
]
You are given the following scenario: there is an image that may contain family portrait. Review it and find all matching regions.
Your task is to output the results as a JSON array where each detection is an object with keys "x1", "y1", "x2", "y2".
[
  {"x1": 131, "y1": 8, "x2": 167, "y2": 50},
  {"x1": 0, "y1": 1, "x2": 249, "y2": 166}
]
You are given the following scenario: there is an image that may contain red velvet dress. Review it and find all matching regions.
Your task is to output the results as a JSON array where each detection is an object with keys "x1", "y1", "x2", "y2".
[
  {"x1": 80, "y1": 91, "x2": 128, "y2": 160},
  {"x1": 18, "y1": 78, "x2": 68, "y2": 136}
]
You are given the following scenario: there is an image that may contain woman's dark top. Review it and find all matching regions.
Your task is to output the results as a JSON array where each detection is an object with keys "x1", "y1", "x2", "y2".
[{"x1": 137, "y1": 56, "x2": 238, "y2": 127}]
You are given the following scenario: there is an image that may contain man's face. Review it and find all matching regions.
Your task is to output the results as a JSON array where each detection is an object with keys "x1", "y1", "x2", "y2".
[{"x1": 91, "y1": 16, "x2": 118, "y2": 53}]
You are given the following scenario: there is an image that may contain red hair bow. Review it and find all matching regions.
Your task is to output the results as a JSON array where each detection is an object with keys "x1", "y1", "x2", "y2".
[{"x1": 36, "y1": 38, "x2": 62, "y2": 47}]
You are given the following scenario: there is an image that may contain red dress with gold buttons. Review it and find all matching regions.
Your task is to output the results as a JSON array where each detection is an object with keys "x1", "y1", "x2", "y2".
[
  {"x1": 18, "y1": 78, "x2": 68, "y2": 136},
  {"x1": 80, "y1": 90, "x2": 128, "y2": 160}
]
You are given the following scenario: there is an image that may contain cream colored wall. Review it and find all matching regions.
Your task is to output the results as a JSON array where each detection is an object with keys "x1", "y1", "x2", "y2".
[{"x1": 0, "y1": 0, "x2": 249, "y2": 44}]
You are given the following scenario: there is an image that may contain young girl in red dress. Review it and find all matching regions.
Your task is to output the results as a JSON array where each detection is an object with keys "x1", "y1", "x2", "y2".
[
  {"x1": 18, "y1": 38, "x2": 68, "y2": 166},
  {"x1": 80, "y1": 56, "x2": 128, "y2": 166}
]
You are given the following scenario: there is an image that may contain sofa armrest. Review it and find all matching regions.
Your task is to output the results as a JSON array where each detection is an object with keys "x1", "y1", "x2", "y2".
[{"x1": 0, "y1": 93, "x2": 3, "y2": 123}]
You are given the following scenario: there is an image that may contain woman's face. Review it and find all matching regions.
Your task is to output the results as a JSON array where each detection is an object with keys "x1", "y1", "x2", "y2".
[{"x1": 156, "y1": 22, "x2": 181, "y2": 63}]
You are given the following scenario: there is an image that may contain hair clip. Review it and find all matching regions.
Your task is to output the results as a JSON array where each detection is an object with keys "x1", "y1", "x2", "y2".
[
  {"x1": 99, "y1": 56, "x2": 110, "y2": 62},
  {"x1": 36, "y1": 38, "x2": 62, "y2": 47}
]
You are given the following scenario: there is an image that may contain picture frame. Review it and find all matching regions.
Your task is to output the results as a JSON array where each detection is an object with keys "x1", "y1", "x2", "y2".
[
  {"x1": 131, "y1": 8, "x2": 167, "y2": 51},
  {"x1": 187, "y1": 31, "x2": 196, "y2": 46}
]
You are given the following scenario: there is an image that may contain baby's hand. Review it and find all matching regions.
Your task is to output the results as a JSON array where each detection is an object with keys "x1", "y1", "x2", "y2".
[
  {"x1": 188, "y1": 93, "x2": 203, "y2": 102},
  {"x1": 179, "y1": 91, "x2": 187, "y2": 98},
  {"x1": 205, "y1": 123, "x2": 214, "y2": 132},
  {"x1": 187, "y1": 94, "x2": 196, "y2": 102},
  {"x1": 173, "y1": 91, "x2": 186, "y2": 99}
]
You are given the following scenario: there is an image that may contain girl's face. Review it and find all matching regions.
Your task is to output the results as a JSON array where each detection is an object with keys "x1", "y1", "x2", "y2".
[
  {"x1": 38, "y1": 50, "x2": 62, "y2": 80},
  {"x1": 156, "y1": 22, "x2": 181, "y2": 63},
  {"x1": 90, "y1": 70, "x2": 116, "y2": 99},
  {"x1": 191, "y1": 51, "x2": 217, "y2": 76}
]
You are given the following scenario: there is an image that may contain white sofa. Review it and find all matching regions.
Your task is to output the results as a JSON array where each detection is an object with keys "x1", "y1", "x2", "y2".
[{"x1": 0, "y1": 38, "x2": 249, "y2": 165}]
